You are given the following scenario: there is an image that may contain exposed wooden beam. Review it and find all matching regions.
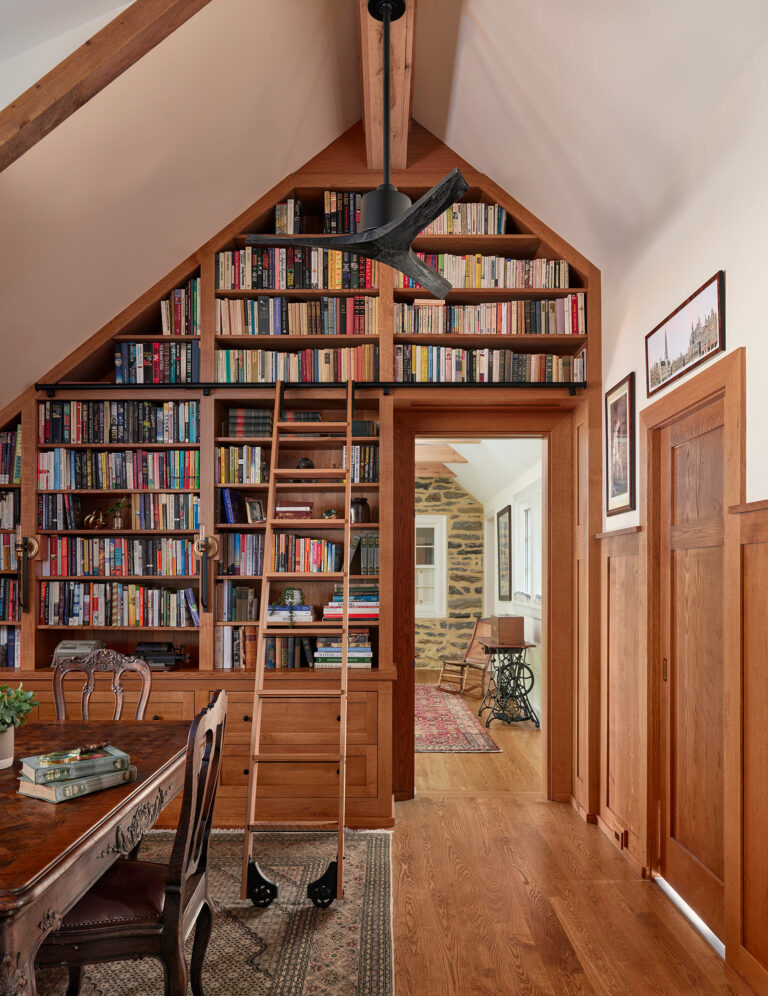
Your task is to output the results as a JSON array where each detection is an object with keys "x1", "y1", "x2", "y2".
[
  {"x1": 0, "y1": 0, "x2": 214, "y2": 173},
  {"x1": 415, "y1": 463, "x2": 456, "y2": 478},
  {"x1": 358, "y1": 0, "x2": 415, "y2": 170},
  {"x1": 414, "y1": 444, "x2": 468, "y2": 464}
]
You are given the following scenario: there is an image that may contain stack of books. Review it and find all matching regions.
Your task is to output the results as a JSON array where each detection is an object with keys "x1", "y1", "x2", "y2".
[
  {"x1": 313, "y1": 629, "x2": 373, "y2": 669},
  {"x1": 17, "y1": 744, "x2": 137, "y2": 803},
  {"x1": 224, "y1": 407, "x2": 273, "y2": 437},
  {"x1": 266, "y1": 602, "x2": 315, "y2": 623},
  {"x1": 322, "y1": 583, "x2": 379, "y2": 620},
  {"x1": 275, "y1": 501, "x2": 313, "y2": 519}
]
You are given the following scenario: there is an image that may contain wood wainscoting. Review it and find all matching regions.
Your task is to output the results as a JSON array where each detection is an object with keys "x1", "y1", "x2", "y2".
[{"x1": 597, "y1": 525, "x2": 647, "y2": 874}]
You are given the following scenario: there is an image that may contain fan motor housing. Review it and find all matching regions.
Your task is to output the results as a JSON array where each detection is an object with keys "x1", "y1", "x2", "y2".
[{"x1": 359, "y1": 184, "x2": 412, "y2": 232}]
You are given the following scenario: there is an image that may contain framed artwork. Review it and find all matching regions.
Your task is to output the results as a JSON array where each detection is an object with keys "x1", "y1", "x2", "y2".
[
  {"x1": 645, "y1": 271, "x2": 725, "y2": 397},
  {"x1": 605, "y1": 372, "x2": 635, "y2": 515},
  {"x1": 497, "y1": 505, "x2": 511, "y2": 601},
  {"x1": 245, "y1": 498, "x2": 264, "y2": 523}
]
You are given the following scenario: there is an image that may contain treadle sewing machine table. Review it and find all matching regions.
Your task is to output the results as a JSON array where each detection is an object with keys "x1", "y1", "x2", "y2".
[
  {"x1": 477, "y1": 638, "x2": 540, "y2": 729},
  {"x1": 0, "y1": 721, "x2": 188, "y2": 996}
]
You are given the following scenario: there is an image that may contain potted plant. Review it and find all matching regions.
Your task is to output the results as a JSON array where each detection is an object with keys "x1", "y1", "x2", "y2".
[
  {"x1": 105, "y1": 495, "x2": 130, "y2": 529},
  {"x1": 0, "y1": 683, "x2": 38, "y2": 770},
  {"x1": 277, "y1": 587, "x2": 305, "y2": 627}
]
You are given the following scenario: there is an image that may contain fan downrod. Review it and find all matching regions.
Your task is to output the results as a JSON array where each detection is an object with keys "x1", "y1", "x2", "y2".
[{"x1": 367, "y1": 0, "x2": 406, "y2": 22}]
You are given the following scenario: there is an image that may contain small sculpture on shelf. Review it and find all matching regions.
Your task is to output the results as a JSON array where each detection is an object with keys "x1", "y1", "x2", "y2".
[{"x1": 83, "y1": 510, "x2": 105, "y2": 530}]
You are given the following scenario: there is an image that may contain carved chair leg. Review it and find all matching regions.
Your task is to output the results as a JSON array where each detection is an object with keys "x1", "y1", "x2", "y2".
[
  {"x1": 163, "y1": 948, "x2": 188, "y2": 996},
  {"x1": 127, "y1": 841, "x2": 142, "y2": 860},
  {"x1": 190, "y1": 900, "x2": 214, "y2": 996},
  {"x1": 66, "y1": 963, "x2": 83, "y2": 996}
]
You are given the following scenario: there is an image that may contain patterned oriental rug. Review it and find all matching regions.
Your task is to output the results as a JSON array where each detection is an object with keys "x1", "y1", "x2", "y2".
[
  {"x1": 415, "y1": 684, "x2": 501, "y2": 752},
  {"x1": 35, "y1": 830, "x2": 392, "y2": 996}
]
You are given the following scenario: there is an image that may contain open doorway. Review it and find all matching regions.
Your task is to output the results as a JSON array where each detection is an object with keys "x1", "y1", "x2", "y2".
[{"x1": 412, "y1": 437, "x2": 545, "y2": 794}]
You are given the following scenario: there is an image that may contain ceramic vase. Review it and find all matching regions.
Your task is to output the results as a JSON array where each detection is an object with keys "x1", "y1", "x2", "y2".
[{"x1": 0, "y1": 726, "x2": 14, "y2": 770}]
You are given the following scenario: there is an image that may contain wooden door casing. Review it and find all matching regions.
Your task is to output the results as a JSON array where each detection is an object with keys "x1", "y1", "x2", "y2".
[{"x1": 659, "y1": 397, "x2": 725, "y2": 937}]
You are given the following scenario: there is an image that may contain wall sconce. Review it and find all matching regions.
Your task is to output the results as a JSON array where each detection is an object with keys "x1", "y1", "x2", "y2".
[
  {"x1": 15, "y1": 525, "x2": 39, "y2": 613},
  {"x1": 194, "y1": 525, "x2": 219, "y2": 612}
]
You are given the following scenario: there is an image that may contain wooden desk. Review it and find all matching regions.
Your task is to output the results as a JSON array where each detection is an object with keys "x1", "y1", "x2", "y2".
[{"x1": 0, "y1": 721, "x2": 189, "y2": 996}]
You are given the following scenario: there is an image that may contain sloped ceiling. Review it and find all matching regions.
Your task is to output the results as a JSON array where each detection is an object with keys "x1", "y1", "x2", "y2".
[{"x1": 2, "y1": 0, "x2": 768, "y2": 407}]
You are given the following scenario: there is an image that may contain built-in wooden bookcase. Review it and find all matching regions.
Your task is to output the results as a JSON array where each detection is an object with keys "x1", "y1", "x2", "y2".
[
  {"x1": 0, "y1": 413, "x2": 22, "y2": 668},
  {"x1": 0, "y1": 126, "x2": 601, "y2": 829}
]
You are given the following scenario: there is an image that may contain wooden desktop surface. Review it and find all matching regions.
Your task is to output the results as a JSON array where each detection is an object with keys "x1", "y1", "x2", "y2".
[{"x1": 0, "y1": 721, "x2": 188, "y2": 996}]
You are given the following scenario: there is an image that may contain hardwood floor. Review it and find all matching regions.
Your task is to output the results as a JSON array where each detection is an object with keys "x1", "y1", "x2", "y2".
[{"x1": 392, "y1": 672, "x2": 748, "y2": 994}]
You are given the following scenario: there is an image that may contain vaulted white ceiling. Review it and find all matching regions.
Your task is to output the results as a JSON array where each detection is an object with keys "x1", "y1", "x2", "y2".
[{"x1": 1, "y1": 0, "x2": 767, "y2": 407}]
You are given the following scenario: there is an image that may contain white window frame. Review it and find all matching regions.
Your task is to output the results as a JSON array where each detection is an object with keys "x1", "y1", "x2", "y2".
[
  {"x1": 513, "y1": 482, "x2": 542, "y2": 617},
  {"x1": 415, "y1": 514, "x2": 447, "y2": 619}
]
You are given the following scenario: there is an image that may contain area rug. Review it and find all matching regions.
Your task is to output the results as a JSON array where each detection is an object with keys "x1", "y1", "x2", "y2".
[
  {"x1": 415, "y1": 684, "x2": 501, "y2": 752},
  {"x1": 35, "y1": 830, "x2": 392, "y2": 996}
]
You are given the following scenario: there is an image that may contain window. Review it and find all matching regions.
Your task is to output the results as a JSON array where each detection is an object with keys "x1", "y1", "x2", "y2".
[
  {"x1": 415, "y1": 515, "x2": 447, "y2": 618},
  {"x1": 513, "y1": 483, "x2": 541, "y2": 607}
]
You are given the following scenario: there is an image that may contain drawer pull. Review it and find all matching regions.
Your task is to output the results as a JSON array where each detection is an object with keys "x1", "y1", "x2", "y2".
[
  {"x1": 243, "y1": 715, "x2": 251, "y2": 722},
  {"x1": 336, "y1": 715, "x2": 341, "y2": 722},
  {"x1": 243, "y1": 769, "x2": 249, "y2": 776},
  {"x1": 152, "y1": 715, "x2": 160, "y2": 721}
]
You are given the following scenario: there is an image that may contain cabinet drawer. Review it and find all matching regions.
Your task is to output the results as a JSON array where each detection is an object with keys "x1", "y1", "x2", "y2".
[
  {"x1": 221, "y1": 745, "x2": 377, "y2": 798},
  {"x1": 35, "y1": 688, "x2": 195, "y2": 722},
  {"x1": 219, "y1": 690, "x2": 377, "y2": 746}
]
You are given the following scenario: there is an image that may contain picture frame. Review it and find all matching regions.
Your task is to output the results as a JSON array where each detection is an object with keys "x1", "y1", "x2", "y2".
[
  {"x1": 645, "y1": 271, "x2": 725, "y2": 397},
  {"x1": 605, "y1": 372, "x2": 635, "y2": 515},
  {"x1": 245, "y1": 498, "x2": 264, "y2": 523},
  {"x1": 496, "y1": 505, "x2": 511, "y2": 601}
]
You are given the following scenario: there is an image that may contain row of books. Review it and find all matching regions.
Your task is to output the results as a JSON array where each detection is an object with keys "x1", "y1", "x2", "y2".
[
  {"x1": 223, "y1": 407, "x2": 273, "y2": 437},
  {"x1": 274, "y1": 197, "x2": 302, "y2": 234},
  {"x1": 342, "y1": 445, "x2": 379, "y2": 483},
  {"x1": 420, "y1": 201, "x2": 508, "y2": 235},
  {"x1": 215, "y1": 248, "x2": 378, "y2": 291},
  {"x1": 0, "y1": 489, "x2": 19, "y2": 531},
  {"x1": 38, "y1": 401, "x2": 199, "y2": 445},
  {"x1": 219, "y1": 489, "x2": 264, "y2": 525},
  {"x1": 0, "y1": 625, "x2": 20, "y2": 668},
  {"x1": 314, "y1": 630, "x2": 373, "y2": 668},
  {"x1": 396, "y1": 255, "x2": 571, "y2": 290},
  {"x1": 160, "y1": 277, "x2": 201, "y2": 336},
  {"x1": 0, "y1": 578, "x2": 19, "y2": 622},
  {"x1": 216, "y1": 445, "x2": 266, "y2": 484},
  {"x1": 264, "y1": 634, "x2": 312, "y2": 669},
  {"x1": 215, "y1": 295, "x2": 379, "y2": 337},
  {"x1": 18, "y1": 744, "x2": 136, "y2": 803},
  {"x1": 37, "y1": 449, "x2": 201, "y2": 491},
  {"x1": 0, "y1": 428, "x2": 21, "y2": 486},
  {"x1": 275, "y1": 192, "x2": 362, "y2": 235},
  {"x1": 40, "y1": 536, "x2": 196, "y2": 578},
  {"x1": 214, "y1": 624, "x2": 257, "y2": 669},
  {"x1": 37, "y1": 493, "x2": 200, "y2": 532},
  {"x1": 348, "y1": 533, "x2": 379, "y2": 574},
  {"x1": 218, "y1": 582, "x2": 259, "y2": 622},
  {"x1": 0, "y1": 534, "x2": 18, "y2": 571},
  {"x1": 270, "y1": 535, "x2": 342, "y2": 573},
  {"x1": 218, "y1": 534, "x2": 264, "y2": 576},
  {"x1": 215, "y1": 346, "x2": 379, "y2": 384},
  {"x1": 394, "y1": 295, "x2": 587, "y2": 336},
  {"x1": 38, "y1": 581, "x2": 200, "y2": 628},
  {"x1": 393, "y1": 346, "x2": 586, "y2": 384},
  {"x1": 114, "y1": 341, "x2": 201, "y2": 384}
]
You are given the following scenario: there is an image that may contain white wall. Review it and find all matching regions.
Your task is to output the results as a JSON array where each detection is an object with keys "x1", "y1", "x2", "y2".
[
  {"x1": 483, "y1": 451, "x2": 543, "y2": 720},
  {"x1": 602, "y1": 32, "x2": 768, "y2": 527}
]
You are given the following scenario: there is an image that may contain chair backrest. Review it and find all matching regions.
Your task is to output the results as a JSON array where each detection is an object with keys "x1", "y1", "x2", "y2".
[
  {"x1": 52, "y1": 648, "x2": 152, "y2": 721},
  {"x1": 167, "y1": 690, "x2": 228, "y2": 909},
  {"x1": 463, "y1": 617, "x2": 494, "y2": 665}
]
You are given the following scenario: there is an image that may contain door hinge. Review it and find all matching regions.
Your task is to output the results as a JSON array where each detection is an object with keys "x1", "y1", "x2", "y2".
[{"x1": 662, "y1": 658, "x2": 668, "y2": 682}]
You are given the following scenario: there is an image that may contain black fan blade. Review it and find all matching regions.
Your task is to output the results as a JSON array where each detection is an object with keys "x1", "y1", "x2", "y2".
[{"x1": 245, "y1": 169, "x2": 470, "y2": 300}]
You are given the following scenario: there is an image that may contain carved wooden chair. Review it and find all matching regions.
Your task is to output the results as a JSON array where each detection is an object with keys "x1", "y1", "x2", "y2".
[
  {"x1": 437, "y1": 617, "x2": 494, "y2": 697},
  {"x1": 36, "y1": 689, "x2": 228, "y2": 996},
  {"x1": 53, "y1": 648, "x2": 152, "y2": 721}
]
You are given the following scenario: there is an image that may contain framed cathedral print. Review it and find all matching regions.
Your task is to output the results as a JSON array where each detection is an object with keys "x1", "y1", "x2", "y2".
[
  {"x1": 605, "y1": 372, "x2": 635, "y2": 515},
  {"x1": 497, "y1": 505, "x2": 512, "y2": 600}
]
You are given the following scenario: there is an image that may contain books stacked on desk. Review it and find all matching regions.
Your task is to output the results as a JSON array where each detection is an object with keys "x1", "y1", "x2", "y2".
[
  {"x1": 313, "y1": 629, "x2": 373, "y2": 669},
  {"x1": 322, "y1": 583, "x2": 379, "y2": 621},
  {"x1": 17, "y1": 745, "x2": 136, "y2": 803}
]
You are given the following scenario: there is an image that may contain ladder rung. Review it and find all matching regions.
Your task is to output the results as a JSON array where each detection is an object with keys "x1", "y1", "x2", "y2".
[
  {"x1": 277, "y1": 421, "x2": 347, "y2": 432},
  {"x1": 272, "y1": 468, "x2": 347, "y2": 479},
  {"x1": 253, "y1": 753, "x2": 342, "y2": 763},
  {"x1": 249, "y1": 819, "x2": 340, "y2": 831},
  {"x1": 257, "y1": 689, "x2": 344, "y2": 699}
]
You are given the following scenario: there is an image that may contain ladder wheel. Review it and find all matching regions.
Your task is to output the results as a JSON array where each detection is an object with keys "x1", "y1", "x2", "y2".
[
  {"x1": 307, "y1": 859, "x2": 338, "y2": 909},
  {"x1": 247, "y1": 861, "x2": 278, "y2": 907}
]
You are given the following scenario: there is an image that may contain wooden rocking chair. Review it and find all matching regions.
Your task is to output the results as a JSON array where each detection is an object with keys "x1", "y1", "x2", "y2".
[{"x1": 437, "y1": 617, "x2": 494, "y2": 697}]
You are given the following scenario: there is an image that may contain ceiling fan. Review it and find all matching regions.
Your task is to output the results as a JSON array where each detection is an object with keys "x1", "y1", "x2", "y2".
[{"x1": 246, "y1": 0, "x2": 469, "y2": 299}]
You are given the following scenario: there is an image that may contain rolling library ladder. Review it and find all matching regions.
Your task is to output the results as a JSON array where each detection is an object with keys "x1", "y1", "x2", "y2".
[{"x1": 241, "y1": 381, "x2": 355, "y2": 909}]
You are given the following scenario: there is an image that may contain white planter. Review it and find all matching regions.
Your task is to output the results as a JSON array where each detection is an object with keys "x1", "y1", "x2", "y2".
[{"x1": 0, "y1": 725, "x2": 14, "y2": 770}]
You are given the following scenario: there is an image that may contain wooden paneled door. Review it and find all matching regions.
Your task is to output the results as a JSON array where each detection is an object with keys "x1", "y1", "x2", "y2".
[{"x1": 658, "y1": 397, "x2": 725, "y2": 938}]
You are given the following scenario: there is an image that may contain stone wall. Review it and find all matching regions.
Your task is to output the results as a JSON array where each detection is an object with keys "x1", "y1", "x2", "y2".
[{"x1": 415, "y1": 476, "x2": 484, "y2": 668}]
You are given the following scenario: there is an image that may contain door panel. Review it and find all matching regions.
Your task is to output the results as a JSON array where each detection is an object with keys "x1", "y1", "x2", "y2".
[{"x1": 660, "y1": 400, "x2": 725, "y2": 937}]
